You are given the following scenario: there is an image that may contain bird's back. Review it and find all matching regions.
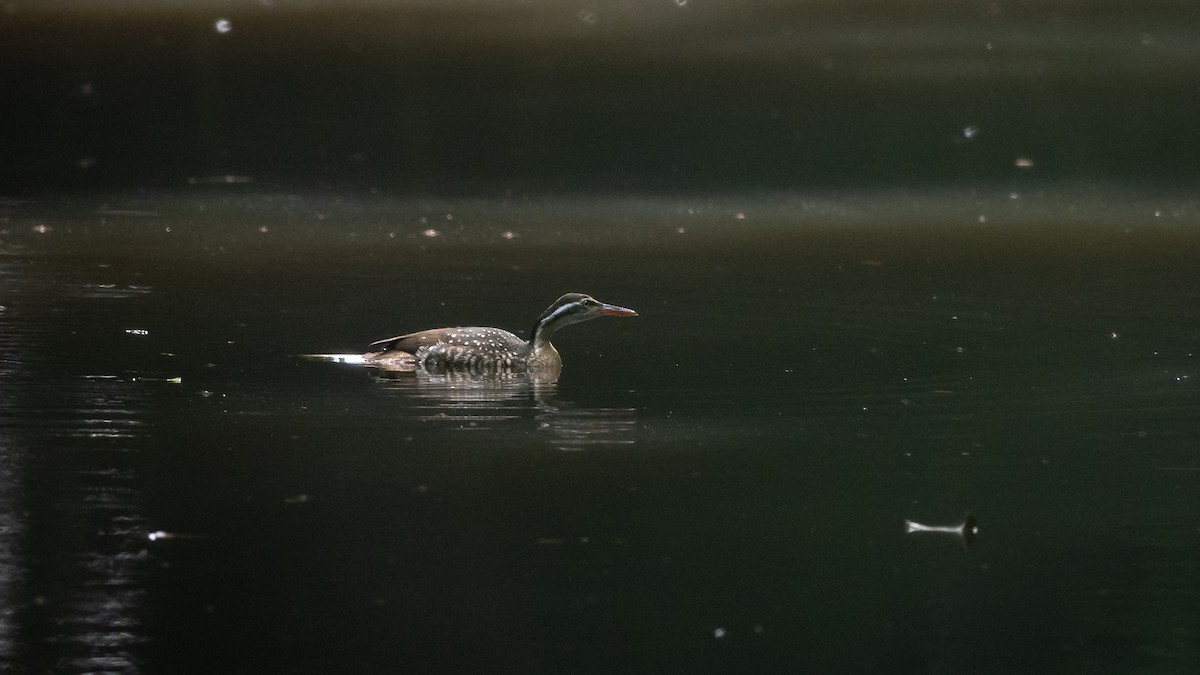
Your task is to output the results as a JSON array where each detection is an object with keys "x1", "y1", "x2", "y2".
[{"x1": 366, "y1": 326, "x2": 530, "y2": 368}]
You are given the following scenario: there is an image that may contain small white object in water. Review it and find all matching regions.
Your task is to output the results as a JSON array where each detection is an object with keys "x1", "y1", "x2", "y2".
[{"x1": 905, "y1": 514, "x2": 978, "y2": 547}]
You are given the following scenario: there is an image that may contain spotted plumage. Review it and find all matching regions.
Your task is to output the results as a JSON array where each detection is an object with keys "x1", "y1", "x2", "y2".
[{"x1": 363, "y1": 293, "x2": 637, "y2": 374}]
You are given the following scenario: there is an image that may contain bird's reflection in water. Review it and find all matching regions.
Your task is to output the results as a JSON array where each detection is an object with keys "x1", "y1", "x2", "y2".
[{"x1": 369, "y1": 365, "x2": 638, "y2": 451}]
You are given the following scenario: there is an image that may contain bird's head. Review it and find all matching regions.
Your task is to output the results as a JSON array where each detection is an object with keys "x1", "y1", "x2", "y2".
[{"x1": 531, "y1": 293, "x2": 638, "y2": 345}]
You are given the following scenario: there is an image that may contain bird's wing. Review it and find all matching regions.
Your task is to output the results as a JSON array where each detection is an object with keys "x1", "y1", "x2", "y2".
[{"x1": 367, "y1": 328, "x2": 455, "y2": 353}]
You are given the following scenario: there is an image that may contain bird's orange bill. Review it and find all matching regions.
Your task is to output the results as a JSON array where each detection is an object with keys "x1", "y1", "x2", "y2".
[{"x1": 598, "y1": 304, "x2": 638, "y2": 317}]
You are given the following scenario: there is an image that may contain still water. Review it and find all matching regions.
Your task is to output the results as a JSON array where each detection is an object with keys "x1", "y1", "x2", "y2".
[{"x1": 1, "y1": 190, "x2": 1198, "y2": 672}]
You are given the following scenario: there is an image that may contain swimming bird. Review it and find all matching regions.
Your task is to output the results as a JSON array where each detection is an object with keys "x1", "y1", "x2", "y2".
[{"x1": 363, "y1": 293, "x2": 638, "y2": 374}]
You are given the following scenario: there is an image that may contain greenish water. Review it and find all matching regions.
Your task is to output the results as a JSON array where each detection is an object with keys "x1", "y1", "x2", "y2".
[{"x1": 1, "y1": 191, "x2": 1197, "y2": 672}]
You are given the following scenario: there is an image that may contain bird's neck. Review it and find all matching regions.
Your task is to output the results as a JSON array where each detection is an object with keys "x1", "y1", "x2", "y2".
[
  {"x1": 530, "y1": 317, "x2": 560, "y2": 351},
  {"x1": 527, "y1": 340, "x2": 560, "y2": 367}
]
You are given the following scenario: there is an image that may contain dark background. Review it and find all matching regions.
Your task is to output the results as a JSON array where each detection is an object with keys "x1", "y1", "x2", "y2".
[
  {"x1": 3, "y1": 0, "x2": 1199, "y2": 195},
  {"x1": 4, "y1": 3, "x2": 1200, "y2": 673}
]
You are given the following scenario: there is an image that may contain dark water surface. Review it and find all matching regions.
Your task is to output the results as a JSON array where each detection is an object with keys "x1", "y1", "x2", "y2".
[{"x1": 1, "y1": 191, "x2": 1199, "y2": 672}]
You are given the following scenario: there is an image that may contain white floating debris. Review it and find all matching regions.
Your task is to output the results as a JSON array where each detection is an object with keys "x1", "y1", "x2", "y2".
[
  {"x1": 1014, "y1": 157, "x2": 1035, "y2": 168},
  {"x1": 125, "y1": 328, "x2": 150, "y2": 336},
  {"x1": 905, "y1": 514, "x2": 978, "y2": 547},
  {"x1": 148, "y1": 529, "x2": 207, "y2": 541},
  {"x1": 215, "y1": 18, "x2": 232, "y2": 34}
]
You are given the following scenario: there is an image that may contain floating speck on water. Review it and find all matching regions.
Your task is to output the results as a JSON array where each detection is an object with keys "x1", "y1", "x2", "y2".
[
  {"x1": 1014, "y1": 157, "x2": 1035, "y2": 168},
  {"x1": 962, "y1": 126, "x2": 979, "y2": 139},
  {"x1": 713, "y1": 627, "x2": 727, "y2": 639},
  {"x1": 501, "y1": 230, "x2": 517, "y2": 240},
  {"x1": 258, "y1": 225, "x2": 269, "y2": 233},
  {"x1": 1110, "y1": 332, "x2": 1121, "y2": 340},
  {"x1": 676, "y1": 227, "x2": 686, "y2": 234},
  {"x1": 422, "y1": 228, "x2": 440, "y2": 238},
  {"x1": 125, "y1": 328, "x2": 149, "y2": 336},
  {"x1": 734, "y1": 212, "x2": 746, "y2": 220},
  {"x1": 215, "y1": 19, "x2": 232, "y2": 34},
  {"x1": 33, "y1": 223, "x2": 50, "y2": 234},
  {"x1": 577, "y1": 10, "x2": 597, "y2": 24}
]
